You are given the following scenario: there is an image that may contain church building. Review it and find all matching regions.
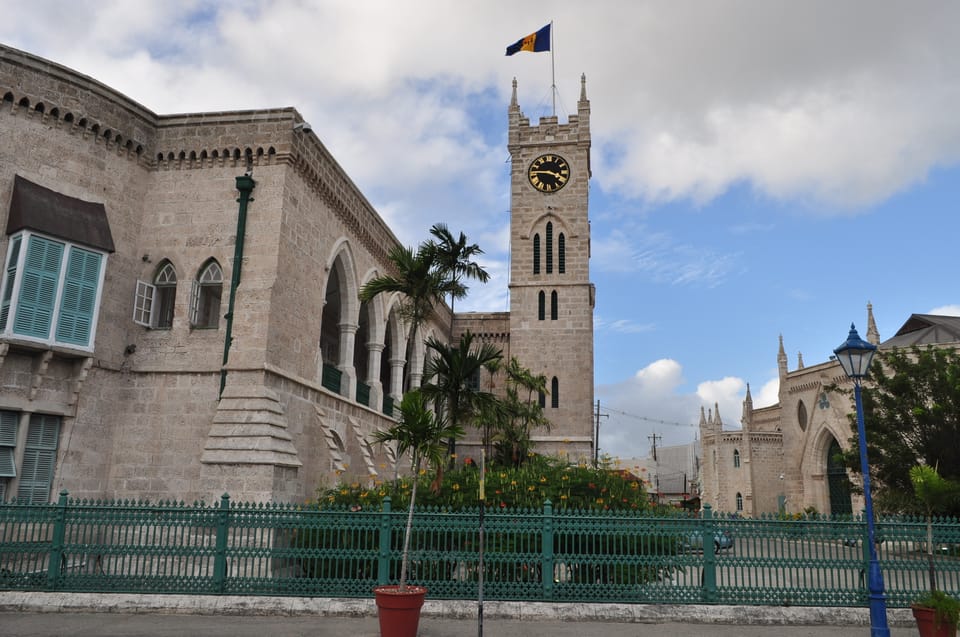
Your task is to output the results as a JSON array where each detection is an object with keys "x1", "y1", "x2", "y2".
[{"x1": 700, "y1": 306, "x2": 960, "y2": 517}]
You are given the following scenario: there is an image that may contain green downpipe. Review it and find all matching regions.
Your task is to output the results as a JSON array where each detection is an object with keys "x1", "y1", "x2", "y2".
[{"x1": 220, "y1": 174, "x2": 256, "y2": 397}]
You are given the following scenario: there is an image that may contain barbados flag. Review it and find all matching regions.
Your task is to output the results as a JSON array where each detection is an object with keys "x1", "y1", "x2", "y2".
[{"x1": 505, "y1": 24, "x2": 551, "y2": 56}]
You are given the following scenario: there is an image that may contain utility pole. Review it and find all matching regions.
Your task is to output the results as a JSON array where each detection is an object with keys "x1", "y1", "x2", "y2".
[
  {"x1": 593, "y1": 400, "x2": 608, "y2": 467},
  {"x1": 648, "y1": 433, "x2": 662, "y2": 461}
]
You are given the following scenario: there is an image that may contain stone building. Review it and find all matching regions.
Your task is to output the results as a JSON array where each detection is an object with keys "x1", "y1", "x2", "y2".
[
  {"x1": 700, "y1": 306, "x2": 960, "y2": 517},
  {"x1": 0, "y1": 44, "x2": 595, "y2": 505}
]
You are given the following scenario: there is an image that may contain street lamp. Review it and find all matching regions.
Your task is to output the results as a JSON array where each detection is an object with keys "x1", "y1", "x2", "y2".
[{"x1": 834, "y1": 323, "x2": 889, "y2": 637}]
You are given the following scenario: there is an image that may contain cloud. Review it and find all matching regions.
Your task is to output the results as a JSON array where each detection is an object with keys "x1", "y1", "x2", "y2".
[
  {"x1": 930, "y1": 305, "x2": 960, "y2": 317},
  {"x1": 593, "y1": 227, "x2": 738, "y2": 287},
  {"x1": 597, "y1": 359, "x2": 747, "y2": 458}
]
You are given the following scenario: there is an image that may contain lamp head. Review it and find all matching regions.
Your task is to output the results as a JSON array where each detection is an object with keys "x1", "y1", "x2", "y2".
[
  {"x1": 833, "y1": 323, "x2": 877, "y2": 380},
  {"x1": 293, "y1": 121, "x2": 312, "y2": 134}
]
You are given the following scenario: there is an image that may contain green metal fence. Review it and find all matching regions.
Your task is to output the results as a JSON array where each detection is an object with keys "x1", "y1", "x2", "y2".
[{"x1": 2, "y1": 492, "x2": 958, "y2": 606}]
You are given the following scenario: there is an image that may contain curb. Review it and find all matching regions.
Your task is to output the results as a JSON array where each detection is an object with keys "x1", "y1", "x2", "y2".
[{"x1": 0, "y1": 592, "x2": 916, "y2": 626}]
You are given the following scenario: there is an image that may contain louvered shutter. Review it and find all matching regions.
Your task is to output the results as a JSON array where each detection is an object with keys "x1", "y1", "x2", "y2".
[
  {"x1": 13, "y1": 236, "x2": 64, "y2": 339},
  {"x1": 0, "y1": 411, "x2": 18, "y2": 478},
  {"x1": 0, "y1": 236, "x2": 22, "y2": 331},
  {"x1": 55, "y1": 247, "x2": 102, "y2": 346},
  {"x1": 17, "y1": 414, "x2": 60, "y2": 503}
]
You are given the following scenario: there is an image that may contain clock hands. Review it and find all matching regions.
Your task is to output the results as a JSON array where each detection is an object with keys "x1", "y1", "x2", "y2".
[{"x1": 530, "y1": 170, "x2": 566, "y2": 179}]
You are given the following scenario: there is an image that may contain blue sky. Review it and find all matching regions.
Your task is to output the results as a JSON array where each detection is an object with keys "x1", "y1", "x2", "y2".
[{"x1": 4, "y1": 1, "x2": 959, "y2": 458}]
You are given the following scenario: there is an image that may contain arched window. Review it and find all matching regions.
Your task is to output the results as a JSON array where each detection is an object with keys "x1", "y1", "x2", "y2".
[
  {"x1": 533, "y1": 234, "x2": 541, "y2": 275},
  {"x1": 733, "y1": 449, "x2": 741, "y2": 468},
  {"x1": 133, "y1": 260, "x2": 177, "y2": 329},
  {"x1": 550, "y1": 290, "x2": 558, "y2": 320},
  {"x1": 551, "y1": 376, "x2": 559, "y2": 408},
  {"x1": 797, "y1": 400, "x2": 808, "y2": 431},
  {"x1": 153, "y1": 262, "x2": 177, "y2": 329},
  {"x1": 545, "y1": 222, "x2": 553, "y2": 274},
  {"x1": 558, "y1": 233, "x2": 566, "y2": 274},
  {"x1": 538, "y1": 290, "x2": 545, "y2": 321},
  {"x1": 190, "y1": 260, "x2": 223, "y2": 328},
  {"x1": 736, "y1": 492, "x2": 743, "y2": 512}
]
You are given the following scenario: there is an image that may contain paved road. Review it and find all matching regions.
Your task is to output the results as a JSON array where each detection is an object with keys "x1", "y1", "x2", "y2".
[{"x1": 0, "y1": 612, "x2": 920, "y2": 637}]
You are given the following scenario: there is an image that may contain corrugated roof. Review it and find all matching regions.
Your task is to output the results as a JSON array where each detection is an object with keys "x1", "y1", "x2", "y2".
[{"x1": 881, "y1": 314, "x2": 960, "y2": 348}]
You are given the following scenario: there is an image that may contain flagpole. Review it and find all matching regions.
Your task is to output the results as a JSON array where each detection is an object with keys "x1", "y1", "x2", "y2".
[{"x1": 550, "y1": 20, "x2": 556, "y2": 116}]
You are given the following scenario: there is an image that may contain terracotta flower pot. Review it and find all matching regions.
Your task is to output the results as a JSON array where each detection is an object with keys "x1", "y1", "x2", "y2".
[
  {"x1": 913, "y1": 604, "x2": 958, "y2": 637},
  {"x1": 373, "y1": 585, "x2": 427, "y2": 637}
]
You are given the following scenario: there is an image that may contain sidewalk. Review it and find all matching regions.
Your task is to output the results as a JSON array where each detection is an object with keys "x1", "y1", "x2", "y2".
[{"x1": 0, "y1": 592, "x2": 917, "y2": 636}]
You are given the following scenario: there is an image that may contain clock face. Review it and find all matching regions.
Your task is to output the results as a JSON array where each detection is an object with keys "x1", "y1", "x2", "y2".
[{"x1": 527, "y1": 154, "x2": 570, "y2": 193}]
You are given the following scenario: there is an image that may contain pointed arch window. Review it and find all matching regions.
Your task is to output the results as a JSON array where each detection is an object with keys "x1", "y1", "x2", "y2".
[
  {"x1": 545, "y1": 222, "x2": 553, "y2": 274},
  {"x1": 736, "y1": 492, "x2": 743, "y2": 512},
  {"x1": 550, "y1": 290, "x2": 558, "y2": 320},
  {"x1": 558, "y1": 233, "x2": 566, "y2": 274},
  {"x1": 733, "y1": 449, "x2": 741, "y2": 468},
  {"x1": 538, "y1": 290, "x2": 545, "y2": 321},
  {"x1": 533, "y1": 234, "x2": 541, "y2": 275},
  {"x1": 190, "y1": 259, "x2": 223, "y2": 328},
  {"x1": 551, "y1": 376, "x2": 559, "y2": 408}
]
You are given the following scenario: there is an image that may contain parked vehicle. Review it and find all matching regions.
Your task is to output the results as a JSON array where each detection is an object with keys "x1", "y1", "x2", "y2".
[{"x1": 683, "y1": 529, "x2": 734, "y2": 552}]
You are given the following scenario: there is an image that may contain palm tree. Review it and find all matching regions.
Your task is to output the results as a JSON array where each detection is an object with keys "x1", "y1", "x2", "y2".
[
  {"x1": 427, "y1": 223, "x2": 490, "y2": 321},
  {"x1": 372, "y1": 389, "x2": 464, "y2": 592},
  {"x1": 495, "y1": 357, "x2": 550, "y2": 466},
  {"x1": 360, "y1": 243, "x2": 460, "y2": 391},
  {"x1": 420, "y1": 331, "x2": 503, "y2": 462}
]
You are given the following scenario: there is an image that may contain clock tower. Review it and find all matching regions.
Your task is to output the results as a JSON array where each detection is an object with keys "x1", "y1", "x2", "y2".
[{"x1": 508, "y1": 76, "x2": 595, "y2": 461}]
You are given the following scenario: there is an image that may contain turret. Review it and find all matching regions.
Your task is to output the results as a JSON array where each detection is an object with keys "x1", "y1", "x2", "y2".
[{"x1": 866, "y1": 301, "x2": 880, "y2": 345}]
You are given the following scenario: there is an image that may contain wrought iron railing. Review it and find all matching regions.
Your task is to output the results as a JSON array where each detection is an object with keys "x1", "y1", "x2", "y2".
[{"x1": 1, "y1": 493, "x2": 958, "y2": 605}]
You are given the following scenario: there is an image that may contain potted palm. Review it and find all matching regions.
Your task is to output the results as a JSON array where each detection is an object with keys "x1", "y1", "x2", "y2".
[
  {"x1": 371, "y1": 389, "x2": 464, "y2": 637},
  {"x1": 909, "y1": 464, "x2": 960, "y2": 637}
]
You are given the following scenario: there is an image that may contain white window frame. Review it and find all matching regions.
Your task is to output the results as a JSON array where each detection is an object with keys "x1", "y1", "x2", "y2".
[
  {"x1": 0, "y1": 231, "x2": 107, "y2": 352},
  {"x1": 133, "y1": 280, "x2": 156, "y2": 327},
  {"x1": 134, "y1": 262, "x2": 178, "y2": 328}
]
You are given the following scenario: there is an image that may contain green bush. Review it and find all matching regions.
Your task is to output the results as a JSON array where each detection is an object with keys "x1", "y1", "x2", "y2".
[{"x1": 315, "y1": 454, "x2": 652, "y2": 512}]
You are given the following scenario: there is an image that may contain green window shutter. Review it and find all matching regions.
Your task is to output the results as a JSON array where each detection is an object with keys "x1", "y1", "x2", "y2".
[
  {"x1": 0, "y1": 235, "x2": 22, "y2": 331},
  {"x1": 17, "y1": 414, "x2": 60, "y2": 504},
  {"x1": 55, "y1": 247, "x2": 103, "y2": 346},
  {"x1": 0, "y1": 411, "x2": 17, "y2": 477},
  {"x1": 13, "y1": 236, "x2": 64, "y2": 339}
]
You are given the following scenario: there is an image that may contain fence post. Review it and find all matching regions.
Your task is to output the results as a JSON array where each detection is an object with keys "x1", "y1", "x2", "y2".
[
  {"x1": 542, "y1": 499, "x2": 554, "y2": 600},
  {"x1": 701, "y1": 504, "x2": 718, "y2": 603},
  {"x1": 378, "y1": 497, "x2": 392, "y2": 585},
  {"x1": 46, "y1": 490, "x2": 69, "y2": 590},
  {"x1": 213, "y1": 493, "x2": 230, "y2": 594}
]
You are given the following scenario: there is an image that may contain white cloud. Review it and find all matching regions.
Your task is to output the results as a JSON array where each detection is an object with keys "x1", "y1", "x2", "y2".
[
  {"x1": 598, "y1": 359, "x2": 749, "y2": 458},
  {"x1": 930, "y1": 305, "x2": 960, "y2": 317}
]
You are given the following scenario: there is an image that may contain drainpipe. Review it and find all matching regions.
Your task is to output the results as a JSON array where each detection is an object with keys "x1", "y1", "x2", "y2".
[{"x1": 220, "y1": 174, "x2": 256, "y2": 397}]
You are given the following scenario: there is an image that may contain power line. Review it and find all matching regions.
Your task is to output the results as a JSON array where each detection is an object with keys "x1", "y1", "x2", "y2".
[{"x1": 603, "y1": 405, "x2": 697, "y2": 429}]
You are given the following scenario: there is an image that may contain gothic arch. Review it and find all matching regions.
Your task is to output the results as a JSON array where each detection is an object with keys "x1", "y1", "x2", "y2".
[
  {"x1": 802, "y1": 419, "x2": 854, "y2": 514},
  {"x1": 524, "y1": 212, "x2": 572, "y2": 241}
]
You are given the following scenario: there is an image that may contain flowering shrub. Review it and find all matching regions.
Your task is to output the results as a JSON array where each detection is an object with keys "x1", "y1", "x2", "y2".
[{"x1": 315, "y1": 454, "x2": 652, "y2": 512}]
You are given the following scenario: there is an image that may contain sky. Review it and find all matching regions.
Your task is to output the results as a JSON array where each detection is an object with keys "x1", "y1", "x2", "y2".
[{"x1": 4, "y1": 1, "x2": 960, "y2": 460}]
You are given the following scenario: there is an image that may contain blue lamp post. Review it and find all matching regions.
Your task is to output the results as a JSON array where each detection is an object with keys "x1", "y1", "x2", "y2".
[{"x1": 834, "y1": 323, "x2": 889, "y2": 637}]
